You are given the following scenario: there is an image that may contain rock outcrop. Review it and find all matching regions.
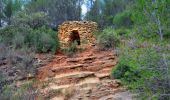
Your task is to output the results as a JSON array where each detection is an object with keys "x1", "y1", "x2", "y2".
[
  {"x1": 58, "y1": 21, "x2": 97, "y2": 47},
  {"x1": 37, "y1": 46, "x2": 132, "y2": 99}
]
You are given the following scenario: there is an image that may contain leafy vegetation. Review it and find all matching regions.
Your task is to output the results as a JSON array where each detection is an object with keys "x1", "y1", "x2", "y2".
[
  {"x1": 131, "y1": 0, "x2": 170, "y2": 39},
  {"x1": 87, "y1": 0, "x2": 170, "y2": 99},
  {"x1": 63, "y1": 42, "x2": 79, "y2": 57},
  {"x1": 113, "y1": 11, "x2": 133, "y2": 29},
  {"x1": 112, "y1": 38, "x2": 170, "y2": 99},
  {"x1": 0, "y1": 42, "x2": 39, "y2": 99},
  {"x1": 0, "y1": 3, "x2": 59, "y2": 98},
  {"x1": 0, "y1": 12, "x2": 59, "y2": 53},
  {"x1": 0, "y1": 0, "x2": 170, "y2": 99},
  {"x1": 95, "y1": 28, "x2": 120, "y2": 50},
  {"x1": 0, "y1": 80, "x2": 36, "y2": 100}
]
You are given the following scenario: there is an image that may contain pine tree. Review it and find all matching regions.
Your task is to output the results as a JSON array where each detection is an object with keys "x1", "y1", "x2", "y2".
[
  {"x1": 4, "y1": 0, "x2": 12, "y2": 24},
  {"x1": 0, "y1": 0, "x2": 4, "y2": 27}
]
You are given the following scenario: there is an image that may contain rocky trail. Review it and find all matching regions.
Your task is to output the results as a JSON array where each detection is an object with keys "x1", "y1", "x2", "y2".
[{"x1": 37, "y1": 46, "x2": 132, "y2": 100}]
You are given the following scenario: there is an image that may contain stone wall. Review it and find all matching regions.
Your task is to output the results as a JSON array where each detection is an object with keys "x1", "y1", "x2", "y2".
[{"x1": 58, "y1": 21, "x2": 97, "y2": 47}]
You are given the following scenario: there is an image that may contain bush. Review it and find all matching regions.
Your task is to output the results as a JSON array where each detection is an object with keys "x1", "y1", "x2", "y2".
[
  {"x1": 8, "y1": 49, "x2": 36, "y2": 76},
  {"x1": 96, "y1": 28, "x2": 120, "y2": 50},
  {"x1": 0, "y1": 46, "x2": 37, "y2": 79},
  {"x1": 112, "y1": 38, "x2": 170, "y2": 99},
  {"x1": 0, "y1": 71, "x2": 6, "y2": 93},
  {"x1": 63, "y1": 41, "x2": 78, "y2": 57},
  {"x1": 0, "y1": 46, "x2": 37, "y2": 99},
  {"x1": 112, "y1": 57, "x2": 141, "y2": 82},
  {"x1": 32, "y1": 27, "x2": 59, "y2": 53},
  {"x1": 12, "y1": 12, "x2": 48, "y2": 29},
  {"x1": 0, "y1": 24, "x2": 59, "y2": 53},
  {"x1": 0, "y1": 80, "x2": 36, "y2": 100},
  {"x1": 113, "y1": 11, "x2": 133, "y2": 28},
  {"x1": 0, "y1": 11, "x2": 59, "y2": 53},
  {"x1": 115, "y1": 29, "x2": 131, "y2": 37}
]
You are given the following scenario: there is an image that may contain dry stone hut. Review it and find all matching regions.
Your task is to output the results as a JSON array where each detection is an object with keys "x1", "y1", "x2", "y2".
[{"x1": 58, "y1": 21, "x2": 97, "y2": 48}]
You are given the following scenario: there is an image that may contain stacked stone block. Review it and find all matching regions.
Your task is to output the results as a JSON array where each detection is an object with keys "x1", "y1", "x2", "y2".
[{"x1": 58, "y1": 21, "x2": 97, "y2": 47}]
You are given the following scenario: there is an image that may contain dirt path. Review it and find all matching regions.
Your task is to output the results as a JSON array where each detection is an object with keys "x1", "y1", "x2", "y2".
[{"x1": 37, "y1": 46, "x2": 132, "y2": 100}]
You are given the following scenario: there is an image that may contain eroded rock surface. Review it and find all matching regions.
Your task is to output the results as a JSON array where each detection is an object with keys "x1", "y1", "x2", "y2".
[{"x1": 37, "y1": 46, "x2": 133, "y2": 100}]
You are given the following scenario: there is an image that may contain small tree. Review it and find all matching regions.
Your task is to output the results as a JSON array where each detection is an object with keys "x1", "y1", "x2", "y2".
[
  {"x1": 0, "y1": 0, "x2": 4, "y2": 27},
  {"x1": 26, "y1": 0, "x2": 83, "y2": 28},
  {"x1": 132, "y1": 0, "x2": 170, "y2": 39},
  {"x1": 2, "y1": 0, "x2": 22, "y2": 25},
  {"x1": 4, "y1": 0, "x2": 12, "y2": 25}
]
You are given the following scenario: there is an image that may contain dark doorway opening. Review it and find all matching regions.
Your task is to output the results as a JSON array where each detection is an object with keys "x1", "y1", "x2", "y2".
[{"x1": 69, "y1": 30, "x2": 81, "y2": 45}]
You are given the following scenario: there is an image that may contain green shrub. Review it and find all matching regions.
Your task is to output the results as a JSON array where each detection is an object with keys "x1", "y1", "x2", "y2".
[
  {"x1": 30, "y1": 26, "x2": 59, "y2": 53},
  {"x1": 96, "y1": 28, "x2": 120, "y2": 50},
  {"x1": 113, "y1": 11, "x2": 133, "y2": 28},
  {"x1": 0, "y1": 47, "x2": 37, "y2": 99},
  {"x1": 6, "y1": 48, "x2": 37, "y2": 77},
  {"x1": 115, "y1": 29, "x2": 131, "y2": 37},
  {"x1": 0, "y1": 11, "x2": 59, "y2": 53},
  {"x1": 0, "y1": 25, "x2": 59, "y2": 53},
  {"x1": 131, "y1": 0, "x2": 170, "y2": 39},
  {"x1": 12, "y1": 33, "x2": 25, "y2": 49},
  {"x1": 12, "y1": 12, "x2": 48, "y2": 29},
  {"x1": 0, "y1": 71, "x2": 5, "y2": 93},
  {"x1": 112, "y1": 38, "x2": 170, "y2": 99},
  {"x1": 63, "y1": 42, "x2": 78, "y2": 57},
  {"x1": 112, "y1": 57, "x2": 141, "y2": 82},
  {"x1": 134, "y1": 23, "x2": 160, "y2": 39},
  {"x1": 0, "y1": 80, "x2": 36, "y2": 100}
]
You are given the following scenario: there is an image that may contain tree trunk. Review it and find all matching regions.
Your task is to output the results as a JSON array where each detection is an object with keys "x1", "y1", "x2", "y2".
[
  {"x1": 157, "y1": 16, "x2": 163, "y2": 40},
  {"x1": 0, "y1": 21, "x2": 1, "y2": 27},
  {"x1": 0, "y1": 0, "x2": 2, "y2": 27}
]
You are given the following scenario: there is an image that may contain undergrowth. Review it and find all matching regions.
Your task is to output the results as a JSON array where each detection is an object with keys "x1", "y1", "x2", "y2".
[{"x1": 111, "y1": 31, "x2": 170, "y2": 99}]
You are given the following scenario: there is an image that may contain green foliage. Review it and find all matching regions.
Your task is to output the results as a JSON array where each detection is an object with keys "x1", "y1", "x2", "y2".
[
  {"x1": 13, "y1": 0, "x2": 22, "y2": 12},
  {"x1": 112, "y1": 57, "x2": 141, "y2": 82},
  {"x1": 131, "y1": 0, "x2": 170, "y2": 39},
  {"x1": 0, "y1": 71, "x2": 5, "y2": 93},
  {"x1": 0, "y1": 46, "x2": 37, "y2": 98},
  {"x1": 115, "y1": 29, "x2": 130, "y2": 37},
  {"x1": 0, "y1": 0, "x2": 22, "y2": 25},
  {"x1": 112, "y1": 36, "x2": 170, "y2": 99},
  {"x1": 32, "y1": 27, "x2": 59, "y2": 53},
  {"x1": 113, "y1": 11, "x2": 133, "y2": 28},
  {"x1": 0, "y1": 0, "x2": 169, "y2": 99},
  {"x1": 96, "y1": 28, "x2": 120, "y2": 50},
  {"x1": 0, "y1": 12, "x2": 59, "y2": 53},
  {"x1": 0, "y1": 26, "x2": 59, "y2": 53},
  {"x1": 4, "y1": 0, "x2": 13, "y2": 19},
  {"x1": 63, "y1": 42, "x2": 78, "y2": 57},
  {"x1": 27, "y1": 0, "x2": 82, "y2": 27},
  {"x1": 86, "y1": 0, "x2": 133, "y2": 28},
  {"x1": 12, "y1": 12, "x2": 48, "y2": 29},
  {"x1": 8, "y1": 49, "x2": 37, "y2": 76},
  {"x1": 0, "y1": 80, "x2": 36, "y2": 100}
]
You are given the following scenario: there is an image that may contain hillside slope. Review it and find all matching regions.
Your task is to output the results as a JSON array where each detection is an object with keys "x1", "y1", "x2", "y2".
[{"x1": 37, "y1": 46, "x2": 132, "y2": 100}]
